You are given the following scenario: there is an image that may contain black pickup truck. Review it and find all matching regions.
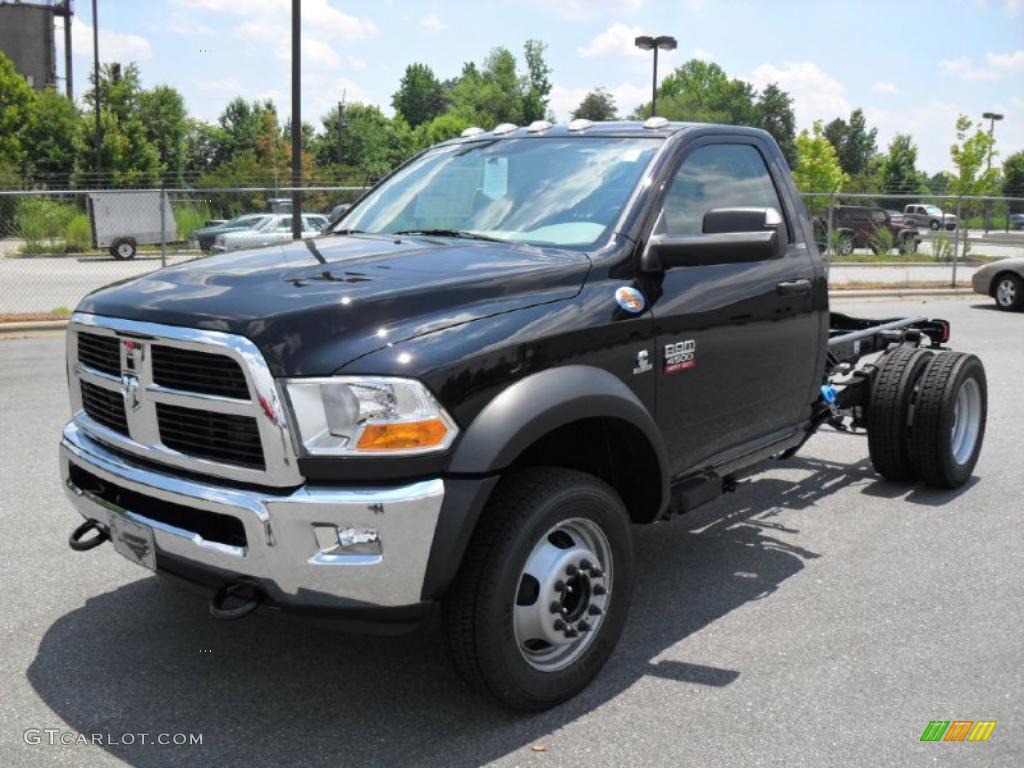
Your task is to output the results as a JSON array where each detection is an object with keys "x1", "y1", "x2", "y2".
[{"x1": 61, "y1": 119, "x2": 988, "y2": 711}]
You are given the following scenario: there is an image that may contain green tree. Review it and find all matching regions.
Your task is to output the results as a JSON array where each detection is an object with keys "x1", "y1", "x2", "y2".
[
  {"x1": 392, "y1": 63, "x2": 448, "y2": 128},
  {"x1": 928, "y1": 170, "x2": 955, "y2": 196},
  {"x1": 23, "y1": 87, "x2": 80, "y2": 182},
  {"x1": 0, "y1": 51, "x2": 35, "y2": 170},
  {"x1": 822, "y1": 108, "x2": 877, "y2": 176},
  {"x1": 572, "y1": 88, "x2": 618, "y2": 121},
  {"x1": 418, "y1": 112, "x2": 473, "y2": 146},
  {"x1": 217, "y1": 97, "x2": 277, "y2": 165},
  {"x1": 317, "y1": 103, "x2": 415, "y2": 178},
  {"x1": 138, "y1": 85, "x2": 188, "y2": 183},
  {"x1": 792, "y1": 120, "x2": 847, "y2": 194},
  {"x1": 646, "y1": 60, "x2": 756, "y2": 124},
  {"x1": 184, "y1": 119, "x2": 226, "y2": 175},
  {"x1": 950, "y1": 114, "x2": 998, "y2": 197},
  {"x1": 521, "y1": 39, "x2": 552, "y2": 123},
  {"x1": 1002, "y1": 151, "x2": 1024, "y2": 212},
  {"x1": 753, "y1": 83, "x2": 796, "y2": 167},
  {"x1": 879, "y1": 133, "x2": 923, "y2": 198},
  {"x1": 449, "y1": 48, "x2": 525, "y2": 127}
]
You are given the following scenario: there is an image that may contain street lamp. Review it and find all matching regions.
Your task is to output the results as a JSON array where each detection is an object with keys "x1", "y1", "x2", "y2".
[
  {"x1": 634, "y1": 35, "x2": 676, "y2": 117},
  {"x1": 981, "y1": 112, "x2": 1003, "y2": 233},
  {"x1": 981, "y1": 111, "x2": 1004, "y2": 174}
]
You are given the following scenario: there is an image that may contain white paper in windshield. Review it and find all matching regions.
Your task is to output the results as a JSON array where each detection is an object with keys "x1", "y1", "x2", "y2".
[{"x1": 482, "y1": 157, "x2": 509, "y2": 200}]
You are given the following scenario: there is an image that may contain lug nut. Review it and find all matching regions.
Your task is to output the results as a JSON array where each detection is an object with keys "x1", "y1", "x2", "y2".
[
  {"x1": 553, "y1": 619, "x2": 565, "y2": 631},
  {"x1": 590, "y1": 567, "x2": 604, "y2": 578},
  {"x1": 593, "y1": 584, "x2": 607, "y2": 596},
  {"x1": 588, "y1": 604, "x2": 602, "y2": 616},
  {"x1": 553, "y1": 580, "x2": 565, "y2": 593},
  {"x1": 566, "y1": 564, "x2": 578, "y2": 576},
  {"x1": 549, "y1": 600, "x2": 562, "y2": 614},
  {"x1": 578, "y1": 620, "x2": 591, "y2": 632},
  {"x1": 564, "y1": 628, "x2": 579, "y2": 638},
  {"x1": 580, "y1": 558, "x2": 593, "y2": 571}
]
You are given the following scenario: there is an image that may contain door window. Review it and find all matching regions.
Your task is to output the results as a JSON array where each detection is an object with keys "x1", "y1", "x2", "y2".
[{"x1": 662, "y1": 144, "x2": 787, "y2": 239}]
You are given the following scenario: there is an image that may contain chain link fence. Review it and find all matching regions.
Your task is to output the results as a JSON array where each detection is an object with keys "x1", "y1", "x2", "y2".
[
  {"x1": 1, "y1": 186, "x2": 1023, "y2": 320},
  {"x1": 0, "y1": 185, "x2": 368, "y2": 319},
  {"x1": 799, "y1": 192, "x2": 1024, "y2": 290}
]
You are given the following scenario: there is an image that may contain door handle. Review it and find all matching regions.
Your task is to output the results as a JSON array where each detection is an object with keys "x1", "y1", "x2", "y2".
[{"x1": 776, "y1": 278, "x2": 811, "y2": 296}]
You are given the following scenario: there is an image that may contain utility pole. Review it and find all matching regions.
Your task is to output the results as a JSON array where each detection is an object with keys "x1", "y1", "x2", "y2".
[
  {"x1": 291, "y1": 0, "x2": 302, "y2": 240},
  {"x1": 60, "y1": 1, "x2": 73, "y2": 101},
  {"x1": 91, "y1": 0, "x2": 100, "y2": 178}
]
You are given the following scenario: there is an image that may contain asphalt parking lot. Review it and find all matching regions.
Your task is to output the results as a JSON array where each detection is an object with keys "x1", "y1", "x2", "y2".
[{"x1": 0, "y1": 297, "x2": 1020, "y2": 767}]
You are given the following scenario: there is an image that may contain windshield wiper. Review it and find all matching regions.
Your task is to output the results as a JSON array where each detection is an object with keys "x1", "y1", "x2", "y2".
[
  {"x1": 393, "y1": 229, "x2": 508, "y2": 243},
  {"x1": 331, "y1": 228, "x2": 366, "y2": 235}
]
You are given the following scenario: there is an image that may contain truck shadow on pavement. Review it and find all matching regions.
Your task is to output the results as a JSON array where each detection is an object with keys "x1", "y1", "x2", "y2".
[{"x1": 28, "y1": 452, "x2": 951, "y2": 768}]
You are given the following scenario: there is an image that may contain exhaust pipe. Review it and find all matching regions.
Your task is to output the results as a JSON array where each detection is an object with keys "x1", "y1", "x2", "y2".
[
  {"x1": 69, "y1": 519, "x2": 109, "y2": 551},
  {"x1": 209, "y1": 581, "x2": 264, "y2": 621}
]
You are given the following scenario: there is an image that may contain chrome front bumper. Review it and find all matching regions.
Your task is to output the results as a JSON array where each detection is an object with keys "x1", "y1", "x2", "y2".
[{"x1": 60, "y1": 422, "x2": 445, "y2": 610}]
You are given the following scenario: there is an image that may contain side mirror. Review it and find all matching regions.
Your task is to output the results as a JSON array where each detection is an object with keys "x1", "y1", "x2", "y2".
[{"x1": 641, "y1": 207, "x2": 786, "y2": 271}]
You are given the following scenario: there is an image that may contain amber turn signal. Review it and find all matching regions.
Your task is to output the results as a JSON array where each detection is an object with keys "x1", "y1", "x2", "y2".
[{"x1": 356, "y1": 419, "x2": 449, "y2": 451}]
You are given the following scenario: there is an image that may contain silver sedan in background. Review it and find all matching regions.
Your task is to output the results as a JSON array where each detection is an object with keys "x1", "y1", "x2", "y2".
[
  {"x1": 212, "y1": 214, "x2": 329, "y2": 253},
  {"x1": 972, "y1": 257, "x2": 1024, "y2": 311}
]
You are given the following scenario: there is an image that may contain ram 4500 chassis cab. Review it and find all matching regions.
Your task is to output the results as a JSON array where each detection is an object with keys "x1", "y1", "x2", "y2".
[{"x1": 62, "y1": 119, "x2": 988, "y2": 710}]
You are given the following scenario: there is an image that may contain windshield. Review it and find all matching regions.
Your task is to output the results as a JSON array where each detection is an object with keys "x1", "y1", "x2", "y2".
[
  {"x1": 925, "y1": 205, "x2": 942, "y2": 215},
  {"x1": 336, "y1": 137, "x2": 661, "y2": 249}
]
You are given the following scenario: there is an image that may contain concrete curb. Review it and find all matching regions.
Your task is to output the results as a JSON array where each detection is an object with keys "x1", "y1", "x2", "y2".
[
  {"x1": 829, "y1": 288, "x2": 974, "y2": 299},
  {"x1": 0, "y1": 320, "x2": 69, "y2": 334}
]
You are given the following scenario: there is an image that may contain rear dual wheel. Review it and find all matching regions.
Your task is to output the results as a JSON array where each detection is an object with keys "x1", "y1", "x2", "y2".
[
  {"x1": 868, "y1": 349, "x2": 986, "y2": 489},
  {"x1": 443, "y1": 467, "x2": 633, "y2": 711}
]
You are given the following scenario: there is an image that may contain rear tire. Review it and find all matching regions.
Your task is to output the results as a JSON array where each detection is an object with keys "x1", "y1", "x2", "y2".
[
  {"x1": 868, "y1": 347, "x2": 933, "y2": 481},
  {"x1": 442, "y1": 467, "x2": 634, "y2": 711},
  {"x1": 908, "y1": 353, "x2": 987, "y2": 489},
  {"x1": 836, "y1": 232, "x2": 854, "y2": 256},
  {"x1": 994, "y1": 273, "x2": 1024, "y2": 311}
]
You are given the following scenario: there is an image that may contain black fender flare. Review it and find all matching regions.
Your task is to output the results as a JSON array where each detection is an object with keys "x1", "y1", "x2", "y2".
[
  {"x1": 447, "y1": 365, "x2": 670, "y2": 509},
  {"x1": 422, "y1": 366, "x2": 670, "y2": 601}
]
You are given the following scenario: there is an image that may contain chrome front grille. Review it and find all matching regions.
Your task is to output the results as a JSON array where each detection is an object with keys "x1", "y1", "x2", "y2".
[
  {"x1": 156, "y1": 402, "x2": 265, "y2": 470},
  {"x1": 67, "y1": 313, "x2": 302, "y2": 487},
  {"x1": 151, "y1": 345, "x2": 249, "y2": 399}
]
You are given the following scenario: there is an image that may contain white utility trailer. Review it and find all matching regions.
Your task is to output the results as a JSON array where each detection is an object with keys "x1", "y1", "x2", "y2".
[{"x1": 87, "y1": 191, "x2": 177, "y2": 260}]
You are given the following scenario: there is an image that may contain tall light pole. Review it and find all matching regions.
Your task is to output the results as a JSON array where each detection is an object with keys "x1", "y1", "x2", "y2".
[
  {"x1": 981, "y1": 111, "x2": 1003, "y2": 174},
  {"x1": 982, "y1": 112, "x2": 1003, "y2": 232},
  {"x1": 634, "y1": 35, "x2": 676, "y2": 118},
  {"x1": 92, "y1": 0, "x2": 100, "y2": 178},
  {"x1": 291, "y1": 0, "x2": 302, "y2": 240}
]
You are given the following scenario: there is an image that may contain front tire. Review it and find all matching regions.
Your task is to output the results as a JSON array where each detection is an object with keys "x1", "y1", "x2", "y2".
[
  {"x1": 109, "y1": 237, "x2": 137, "y2": 260},
  {"x1": 994, "y1": 273, "x2": 1024, "y2": 311},
  {"x1": 443, "y1": 467, "x2": 634, "y2": 711}
]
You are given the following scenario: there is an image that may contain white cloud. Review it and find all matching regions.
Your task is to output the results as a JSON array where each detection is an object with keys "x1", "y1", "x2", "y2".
[
  {"x1": 691, "y1": 47, "x2": 715, "y2": 62},
  {"x1": 1008, "y1": 0, "x2": 1022, "y2": 15},
  {"x1": 195, "y1": 77, "x2": 244, "y2": 93},
  {"x1": 304, "y1": 38, "x2": 341, "y2": 69},
  {"x1": 419, "y1": 14, "x2": 446, "y2": 31},
  {"x1": 747, "y1": 61, "x2": 850, "y2": 124},
  {"x1": 347, "y1": 56, "x2": 368, "y2": 70},
  {"x1": 168, "y1": 17, "x2": 215, "y2": 36},
  {"x1": 872, "y1": 81, "x2": 899, "y2": 94},
  {"x1": 578, "y1": 23, "x2": 648, "y2": 58},
  {"x1": 940, "y1": 50, "x2": 1024, "y2": 80},
  {"x1": 542, "y1": 0, "x2": 645, "y2": 21},
  {"x1": 65, "y1": 18, "x2": 153, "y2": 62}
]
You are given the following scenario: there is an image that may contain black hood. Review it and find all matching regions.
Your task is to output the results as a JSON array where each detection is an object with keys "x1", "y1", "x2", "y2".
[{"x1": 77, "y1": 234, "x2": 591, "y2": 375}]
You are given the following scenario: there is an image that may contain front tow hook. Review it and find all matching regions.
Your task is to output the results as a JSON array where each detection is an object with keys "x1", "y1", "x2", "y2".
[
  {"x1": 69, "y1": 519, "x2": 110, "y2": 551},
  {"x1": 209, "y1": 581, "x2": 265, "y2": 621}
]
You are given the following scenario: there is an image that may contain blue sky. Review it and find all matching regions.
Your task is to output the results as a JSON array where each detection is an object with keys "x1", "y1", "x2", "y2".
[{"x1": 54, "y1": 0, "x2": 1024, "y2": 173}]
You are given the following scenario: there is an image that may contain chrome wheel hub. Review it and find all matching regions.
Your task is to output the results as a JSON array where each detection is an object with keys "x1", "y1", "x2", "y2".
[
  {"x1": 513, "y1": 518, "x2": 612, "y2": 672},
  {"x1": 997, "y1": 279, "x2": 1016, "y2": 306},
  {"x1": 951, "y1": 378, "x2": 982, "y2": 465}
]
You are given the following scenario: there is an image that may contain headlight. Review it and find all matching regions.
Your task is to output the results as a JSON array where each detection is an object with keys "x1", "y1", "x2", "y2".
[{"x1": 282, "y1": 377, "x2": 457, "y2": 456}]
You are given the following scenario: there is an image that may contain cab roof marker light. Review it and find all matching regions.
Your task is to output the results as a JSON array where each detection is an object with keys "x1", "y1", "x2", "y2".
[
  {"x1": 460, "y1": 126, "x2": 485, "y2": 138},
  {"x1": 643, "y1": 116, "x2": 669, "y2": 130},
  {"x1": 568, "y1": 118, "x2": 593, "y2": 132},
  {"x1": 492, "y1": 123, "x2": 519, "y2": 135},
  {"x1": 526, "y1": 120, "x2": 552, "y2": 133}
]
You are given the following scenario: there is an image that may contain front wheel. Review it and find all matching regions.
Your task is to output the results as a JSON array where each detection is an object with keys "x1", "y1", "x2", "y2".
[
  {"x1": 994, "y1": 273, "x2": 1024, "y2": 311},
  {"x1": 929, "y1": 220, "x2": 940, "y2": 231},
  {"x1": 443, "y1": 467, "x2": 634, "y2": 711},
  {"x1": 109, "y1": 237, "x2": 137, "y2": 260}
]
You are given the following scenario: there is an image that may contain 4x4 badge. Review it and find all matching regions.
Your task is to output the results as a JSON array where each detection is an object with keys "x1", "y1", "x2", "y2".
[{"x1": 633, "y1": 349, "x2": 653, "y2": 374}]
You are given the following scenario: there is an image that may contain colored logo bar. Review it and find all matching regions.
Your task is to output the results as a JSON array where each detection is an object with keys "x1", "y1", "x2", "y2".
[{"x1": 920, "y1": 721, "x2": 997, "y2": 742}]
